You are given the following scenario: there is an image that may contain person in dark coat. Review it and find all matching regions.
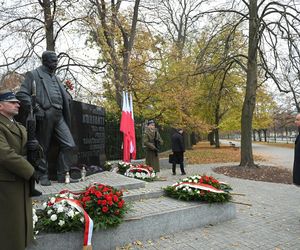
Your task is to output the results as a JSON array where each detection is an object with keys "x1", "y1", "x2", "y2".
[
  {"x1": 16, "y1": 51, "x2": 77, "y2": 186},
  {"x1": 171, "y1": 128, "x2": 186, "y2": 175},
  {"x1": 0, "y1": 90, "x2": 35, "y2": 250},
  {"x1": 293, "y1": 113, "x2": 300, "y2": 185},
  {"x1": 143, "y1": 120, "x2": 163, "y2": 172}
]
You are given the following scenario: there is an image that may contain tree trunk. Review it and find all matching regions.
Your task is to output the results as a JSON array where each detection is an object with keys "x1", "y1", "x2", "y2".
[
  {"x1": 214, "y1": 128, "x2": 220, "y2": 148},
  {"x1": 263, "y1": 129, "x2": 267, "y2": 142},
  {"x1": 208, "y1": 132, "x2": 215, "y2": 145},
  {"x1": 240, "y1": 0, "x2": 258, "y2": 167},
  {"x1": 258, "y1": 129, "x2": 262, "y2": 141},
  {"x1": 42, "y1": 0, "x2": 55, "y2": 51}
]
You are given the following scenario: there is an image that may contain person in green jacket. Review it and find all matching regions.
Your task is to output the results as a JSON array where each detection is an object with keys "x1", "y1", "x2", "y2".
[
  {"x1": 143, "y1": 120, "x2": 163, "y2": 172},
  {"x1": 0, "y1": 89, "x2": 36, "y2": 250}
]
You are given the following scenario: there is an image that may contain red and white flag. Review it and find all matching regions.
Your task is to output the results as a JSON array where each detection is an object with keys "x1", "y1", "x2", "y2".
[
  {"x1": 129, "y1": 93, "x2": 136, "y2": 159},
  {"x1": 120, "y1": 91, "x2": 136, "y2": 162}
]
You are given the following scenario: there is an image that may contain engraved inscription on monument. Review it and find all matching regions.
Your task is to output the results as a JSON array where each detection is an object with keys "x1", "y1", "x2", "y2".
[{"x1": 71, "y1": 101, "x2": 105, "y2": 167}]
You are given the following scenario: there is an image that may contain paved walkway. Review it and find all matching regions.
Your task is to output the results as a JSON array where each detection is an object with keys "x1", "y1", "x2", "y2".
[
  {"x1": 119, "y1": 147, "x2": 300, "y2": 249},
  {"x1": 221, "y1": 139, "x2": 294, "y2": 169},
  {"x1": 33, "y1": 142, "x2": 300, "y2": 250}
]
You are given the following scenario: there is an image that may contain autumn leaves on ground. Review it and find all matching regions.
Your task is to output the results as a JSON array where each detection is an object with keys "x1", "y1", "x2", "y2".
[{"x1": 161, "y1": 141, "x2": 293, "y2": 184}]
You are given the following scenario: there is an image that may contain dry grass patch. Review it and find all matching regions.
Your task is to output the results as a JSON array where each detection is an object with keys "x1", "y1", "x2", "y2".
[{"x1": 184, "y1": 141, "x2": 265, "y2": 164}]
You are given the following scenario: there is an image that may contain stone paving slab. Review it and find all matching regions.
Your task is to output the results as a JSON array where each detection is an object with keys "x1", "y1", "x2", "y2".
[
  {"x1": 28, "y1": 196, "x2": 236, "y2": 250},
  {"x1": 28, "y1": 162, "x2": 237, "y2": 250},
  {"x1": 28, "y1": 156, "x2": 300, "y2": 250},
  {"x1": 119, "y1": 162, "x2": 300, "y2": 250},
  {"x1": 34, "y1": 171, "x2": 146, "y2": 200}
]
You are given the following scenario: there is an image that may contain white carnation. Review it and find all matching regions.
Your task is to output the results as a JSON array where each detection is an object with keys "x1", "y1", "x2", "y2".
[
  {"x1": 42, "y1": 202, "x2": 47, "y2": 210},
  {"x1": 57, "y1": 205, "x2": 64, "y2": 213},
  {"x1": 33, "y1": 215, "x2": 38, "y2": 223},
  {"x1": 58, "y1": 220, "x2": 65, "y2": 227},
  {"x1": 67, "y1": 210, "x2": 75, "y2": 218},
  {"x1": 47, "y1": 209, "x2": 53, "y2": 215},
  {"x1": 50, "y1": 214, "x2": 57, "y2": 221}
]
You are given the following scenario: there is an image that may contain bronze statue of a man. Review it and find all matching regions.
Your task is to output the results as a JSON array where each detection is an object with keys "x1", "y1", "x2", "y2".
[{"x1": 17, "y1": 51, "x2": 77, "y2": 186}]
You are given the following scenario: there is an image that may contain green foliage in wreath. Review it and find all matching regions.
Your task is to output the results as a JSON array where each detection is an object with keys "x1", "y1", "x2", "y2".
[
  {"x1": 35, "y1": 194, "x2": 84, "y2": 233},
  {"x1": 164, "y1": 175, "x2": 232, "y2": 203},
  {"x1": 79, "y1": 183, "x2": 130, "y2": 230}
]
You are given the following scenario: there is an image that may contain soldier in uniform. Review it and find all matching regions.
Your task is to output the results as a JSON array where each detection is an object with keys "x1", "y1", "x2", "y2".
[
  {"x1": 0, "y1": 89, "x2": 35, "y2": 250},
  {"x1": 143, "y1": 120, "x2": 163, "y2": 172}
]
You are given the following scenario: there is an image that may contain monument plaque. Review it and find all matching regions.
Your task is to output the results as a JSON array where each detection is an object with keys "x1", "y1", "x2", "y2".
[{"x1": 70, "y1": 100, "x2": 105, "y2": 167}]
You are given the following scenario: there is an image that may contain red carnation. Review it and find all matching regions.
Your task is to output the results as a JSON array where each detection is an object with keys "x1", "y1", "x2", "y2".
[
  {"x1": 95, "y1": 191, "x2": 103, "y2": 198},
  {"x1": 102, "y1": 206, "x2": 109, "y2": 213},
  {"x1": 113, "y1": 195, "x2": 118, "y2": 202},
  {"x1": 118, "y1": 200, "x2": 124, "y2": 208}
]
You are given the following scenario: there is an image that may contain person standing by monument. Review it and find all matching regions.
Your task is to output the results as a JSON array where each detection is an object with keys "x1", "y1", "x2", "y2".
[
  {"x1": 0, "y1": 89, "x2": 35, "y2": 250},
  {"x1": 293, "y1": 113, "x2": 300, "y2": 186},
  {"x1": 143, "y1": 120, "x2": 163, "y2": 172},
  {"x1": 171, "y1": 128, "x2": 186, "y2": 175},
  {"x1": 17, "y1": 51, "x2": 77, "y2": 186}
]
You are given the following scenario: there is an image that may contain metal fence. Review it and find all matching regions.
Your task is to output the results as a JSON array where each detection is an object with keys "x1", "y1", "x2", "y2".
[{"x1": 104, "y1": 118, "x2": 174, "y2": 161}]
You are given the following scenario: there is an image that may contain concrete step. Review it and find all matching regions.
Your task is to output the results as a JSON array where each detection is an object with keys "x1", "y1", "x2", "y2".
[
  {"x1": 132, "y1": 157, "x2": 173, "y2": 170},
  {"x1": 29, "y1": 196, "x2": 236, "y2": 250},
  {"x1": 123, "y1": 185, "x2": 164, "y2": 202},
  {"x1": 33, "y1": 171, "x2": 146, "y2": 201}
]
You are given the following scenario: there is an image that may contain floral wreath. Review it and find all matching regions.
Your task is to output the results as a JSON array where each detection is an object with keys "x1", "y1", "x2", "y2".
[
  {"x1": 33, "y1": 183, "x2": 129, "y2": 249},
  {"x1": 124, "y1": 164, "x2": 156, "y2": 181},
  {"x1": 164, "y1": 175, "x2": 232, "y2": 203}
]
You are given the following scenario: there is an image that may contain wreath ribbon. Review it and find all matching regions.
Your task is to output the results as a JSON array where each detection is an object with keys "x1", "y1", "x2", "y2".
[
  {"x1": 56, "y1": 195, "x2": 93, "y2": 249},
  {"x1": 174, "y1": 182, "x2": 225, "y2": 193}
]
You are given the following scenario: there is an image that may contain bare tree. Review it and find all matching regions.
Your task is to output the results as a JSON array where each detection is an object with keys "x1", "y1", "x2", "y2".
[
  {"x1": 141, "y1": 0, "x2": 208, "y2": 58},
  {"x1": 85, "y1": 0, "x2": 141, "y2": 108},
  {"x1": 195, "y1": 0, "x2": 300, "y2": 167},
  {"x1": 0, "y1": 0, "x2": 105, "y2": 98}
]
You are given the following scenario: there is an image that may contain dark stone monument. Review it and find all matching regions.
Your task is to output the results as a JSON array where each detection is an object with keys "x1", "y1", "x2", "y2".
[
  {"x1": 48, "y1": 100, "x2": 105, "y2": 180},
  {"x1": 71, "y1": 100, "x2": 105, "y2": 166}
]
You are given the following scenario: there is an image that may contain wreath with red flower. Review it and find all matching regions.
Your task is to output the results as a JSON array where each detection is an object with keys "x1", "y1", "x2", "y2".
[
  {"x1": 79, "y1": 183, "x2": 129, "y2": 230},
  {"x1": 164, "y1": 175, "x2": 232, "y2": 203},
  {"x1": 124, "y1": 164, "x2": 156, "y2": 181}
]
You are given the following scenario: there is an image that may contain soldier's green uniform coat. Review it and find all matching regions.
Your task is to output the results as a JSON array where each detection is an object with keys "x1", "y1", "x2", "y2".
[
  {"x1": 0, "y1": 114, "x2": 35, "y2": 250},
  {"x1": 143, "y1": 127, "x2": 163, "y2": 172}
]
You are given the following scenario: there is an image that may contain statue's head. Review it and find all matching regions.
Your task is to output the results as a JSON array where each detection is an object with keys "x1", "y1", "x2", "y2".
[{"x1": 42, "y1": 51, "x2": 58, "y2": 72}]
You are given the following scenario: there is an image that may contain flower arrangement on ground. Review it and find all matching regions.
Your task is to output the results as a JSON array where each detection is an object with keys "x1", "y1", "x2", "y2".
[
  {"x1": 103, "y1": 161, "x2": 113, "y2": 171},
  {"x1": 79, "y1": 183, "x2": 129, "y2": 230},
  {"x1": 164, "y1": 175, "x2": 232, "y2": 203},
  {"x1": 32, "y1": 208, "x2": 39, "y2": 235},
  {"x1": 35, "y1": 192, "x2": 84, "y2": 233},
  {"x1": 116, "y1": 161, "x2": 134, "y2": 175},
  {"x1": 124, "y1": 164, "x2": 156, "y2": 181}
]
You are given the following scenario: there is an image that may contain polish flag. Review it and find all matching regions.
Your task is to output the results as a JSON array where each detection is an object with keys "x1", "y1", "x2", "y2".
[
  {"x1": 120, "y1": 91, "x2": 136, "y2": 162},
  {"x1": 129, "y1": 93, "x2": 136, "y2": 159}
]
